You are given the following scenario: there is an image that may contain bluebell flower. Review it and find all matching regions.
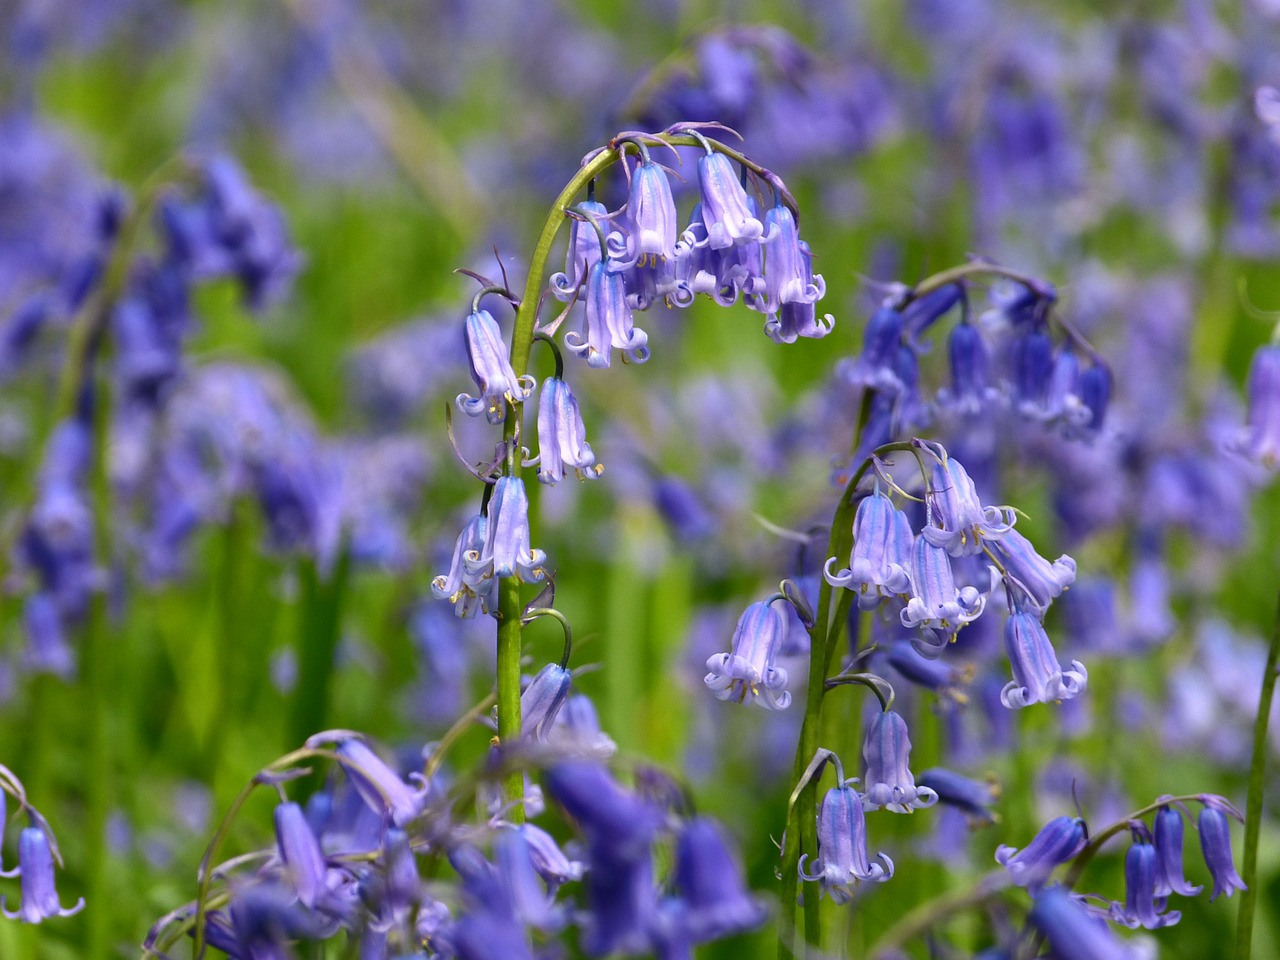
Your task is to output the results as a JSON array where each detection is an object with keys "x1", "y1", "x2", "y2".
[
  {"x1": 431, "y1": 513, "x2": 497, "y2": 618},
  {"x1": 694, "y1": 152, "x2": 764, "y2": 250},
  {"x1": 519, "y1": 823, "x2": 584, "y2": 891},
  {"x1": 464, "y1": 477, "x2": 547, "y2": 585},
  {"x1": 989, "y1": 528, "x2": 1075, "y2": 614},
  {"x1": 916, "y1": 768, "x2": 999, "y2": 824},
  {"x1": 1000, "y1": 610, "x2": 1087, "y2": 709},
  {"x1": 861, "y1": 709, "x2": 938, "y2": 813},
  {"x1": 1029, "y1": 886, "x2": 1138, "y2": 960},
  {"x1": 824, "y1": 489, "x2": 913, "y2": 609},
  {"x1": 767, "y1": 296, "x2": 835, "y2": 345},
  {"x1": 544, "y1": 762, "x2": 662, "y2": 862},
  {"x1": 938, "y1": 321, "x2": 996, "y2": 416},
  {"x1": 1198, "y1": 806, "x2": 1246, "y2": 901},
  {"x1": 799, "y1": 779, "x2": 893, "y2": 903},
  {"x1": 674, "y1": 205, "x2": 746, "y2": 308},
  {"x1": 1, "y1": 826, "x2": 84, "y2": 923},
  {"x1": 1110, "y1": 831, "x2": 1180, "y2": 929},
  {"x1": 534, "y1": 377, "x2": 600, "y2": 484},
  {"x1": 361, "y1": 827, "x2": 422, "y2": 933},
  {"x1": 704, "y1": 599, "x2": 791, "y2": 709},
  {"x1": 607, "y1": 157, "x2": 679, "y2": 270},
  {"x1": 274, "y1": 802, "x2": 330, "y2": 910},
  {"x1": 492, "y1": 828, "x2": 561, "y2": 931},
  {"x1": 21, "y1": 593, "x2": 73, "y2": 678},
  {"x1": 756, "y1": 201, "x2": 826, "y2": 319},
  {"x1": 1011, "y1": 327, "x2": 1055, "y2": 418},
  {"x1": 519, "y1": 662, "x2": 572, "y2": 741},
  {"x1": 551, "y1": 198, "x2": 608, "y2": 300},
  {"x1": 658, "y1": 818, "x2": 767, "y2": 948},
  {"x1": 308, "y1": 734, "x2": 431, "y2": 828},
  {"x1": 901, "y1": 283, "x2": 963, "y2": 342},
  {"x1": 1152, "y1": 804, "x2": 1201, "y2": 897},
  {"x1": 565, "y1": 258, "x2": 650, "y2": 368},
  {"x1": 580, "y1": 843, "x2": 658, "y2": 957},
  {"x1": 1229, "y1": 342, "x2": 1280, "y2": 468},
  {"x1": 456, "y1": 308, "x2": 536, "y2": 424},
  {"x1": 549, "y1": 692, "x2": 617, "y2": 758},
  {"x1": 842, "y1": 305, "x2": 905, "y2": 394},
  {"x1": 654, "y1": 475, "x2": 716, "y2": 542},
  {"x1": 919, "y1": 442, "x2": 1015, "y2": 556},
  {"x1": 1079, "y1": 361, "x2": 1112, "y2": 432},
  {"x1": 900, "y1": 534, "x2": 988, "y2": 652},
  {"x1": 995, "y1": 815, "x2": 1087, "y2": 891},
  {"x1": 884, "y1": 643, "x2": 972, "y2": 702}
]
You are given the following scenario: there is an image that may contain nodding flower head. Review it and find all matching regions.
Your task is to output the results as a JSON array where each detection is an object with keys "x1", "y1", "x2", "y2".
[
  {"x1": 464, "y1": 477, "x2": 547, "y2": 585},
  {"x1": 1030, "y1": 886, "x2": 1138, "y2": 960},
  {"x1": 551, "y1": 198, "x2": 608, "y2": 300},
  {"x1": 861, "y1": 709, "x2": 938, "y2": 813},
  {"x1": 900, "y1": 534, "x2": 988, "y2": 651},
  {"x1": 842, "y1": 305, "x2": 905, "y2": 394},
  {"x1": 520, "y1": 662, "x2": 573, "y2": 741},
  {"x1": 607, "y1": 157, "x2": 679, "y2": 269},
  {"x1": 920, "y1": 443, "x2": 1015, "y2": 556},
  {"x1": 704, "y1": 599, "x2": 791, "y2": 710},
  {"x1": 1198, "y1": 805, "x2": 1247, "y2": 901},
  {"x1": 565, "y1": 259, "x2": 650, "y2": 368},
  {"x1": 1000, "y1": 610, "x2": 1087, "y2": 709},
  {"x1": 939, "y1": 321, "x2": 996, "y2": 416},
  {"x1": 756, "y1": 202, "x2": 826, "y2": 318},
  {"x1": 457, "y1": 308, "x2": 535, "y2": 424},
  {"x1": 313, "y1": 735, "x2": 431, "y2": 828},
  {"x1": 1110, "y1": 831, "x2": 1181, "y2": 929},
  {"x1": 1229, "y1": 342, "x2": 1280, "y2": 468},
  {"x1": 990, "y1": 528, "x2": 1076, "y2": 615},
  {"x1": 431, "y1": 513, "x2": 498, "y2": 618},
  {"x1": 662, "y1": 817, "x2": 768, "y2": 945},
  {"x1": 1152, "y1": 804, "x2": 1202, "y2": 898},
  {"x1": 824, "y1": 489, "x2": 913, "y2": 610},
  {"x1": 1, "y1": 826, "x2": 85, "y2": 924},
  {"x1": 996, "y1": 815, "x2": 1087, "y2": 891},
  {"x1": 695, "y1": 151, "x2": 764, "y2": 250},
  {"x1": 535, "y1": 377, "x2": 601, "y2": 485},
  {"x1": 799, "y1": 779, "x2": 893, "y2": 903},
  {"x1": 916, "y1": 768, "x2": 1000, "y2": 824}
]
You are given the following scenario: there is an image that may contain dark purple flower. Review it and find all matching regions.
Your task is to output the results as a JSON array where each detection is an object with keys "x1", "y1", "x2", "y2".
[
  {"x1": 308, "y1": 735, "x2": 430, "y2": 828},
  {"x1": 659, "y1": 818, "x2": 767, "y2": 945},
  {"x1": 996, "y1": 815, "x2": 1087, "y2": 891},
  {"x1": 544, "y1": 762, "x2": 662, "y2": 861},
  {"x1": 1198, "y1": 806, "x2": 1246, "y2": 901},
  {"x1": 939, "y1": 321, "x2": 995, "y2": 416},
  {"x1": 274, "y1": 802, "x2": 329, "y2": 910},
  {"x1": 1029, "y1": 886, "x2": 1137, "y2": 960},
  {"x1": 1152, "y1": 804, "x2": 1201, "y2": 897},
  {"x1": 704, "y1": 599, "x2": 791, "y2": 709},
  {"x1": 842, "y1": 305, "x2": 905, "y2": 394},
  {"x1": 861, "y1": 709, "x2": 937, "y2": 813},
  {"x1": 1, "y1": 826, "x2": 84, "y2": 923},
  {"x1": 1110, "y1": 834, "x2": 1180, "y2": 929}
]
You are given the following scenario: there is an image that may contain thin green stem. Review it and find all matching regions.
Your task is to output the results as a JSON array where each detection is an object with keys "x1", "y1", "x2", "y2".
[
  {"x1": 496, "y1": 576, "x2": 526, "y2": 822},
  {"x1": 1235, "y1": 590, "x2": 1280, "y2": 960}
]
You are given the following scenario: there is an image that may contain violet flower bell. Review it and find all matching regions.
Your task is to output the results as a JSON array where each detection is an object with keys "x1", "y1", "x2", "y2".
[
  {"x1": 938, "y1": 321, "x2": 997, "y2": 416},
  {"x1": 995, "y1": 815, "x2": 1087, "y2": 891},
  {"x1": 607, "y1": 156, "x2": 679, "y2": 270},
  {"x1": 659, "y1": 817, "x2": 768, "y2": 948},
  {"x1": 1, "y1": 827, "x2": 85, "y2": 923},
  {"x1": 704, "y1": 598, "x2": 791, "y2": 710},
  {"x1": 550, "y1": 198, "x2": 608, "y2": 301},
  {"x1": 861, "y1": 709, "x2": 938, "y2": 813},
  {"x1": 693, "y1": 151, "x2": 764, "y2": 250},
  {"x1": 842, "y1": 305, "x2": 905, "y2": 394},
  {"x1": 1152, "y1": 804, "x2": 1202, "y2": 897},
  {"x1": 535, "y1": 377, "x2": 601, "y2": 484},
  {"x1": 989, "y1": 528, "x2": 1076, "y2": 615},
  {"x1": 1109, "y1": 831, "x2": 1180, "y2": 929},
  {"x1": 307, "y1": 734, "x2": 431, "y2": 828},
  {"x1": 1000, "y1": 610, "x2": 1088, "y2": 709},
  {"x1": 1229, "y1": 342, "x2": 1280, "y2": 468},
  {"x1": 756, "y1": 201, "x2": 833, "y2": 344},
  {"x1": 824, "y1": 489, "x2": 913, "y2": 610},
  {"x1": 565, "y1": 259, "x2": 651, "y2": 368},
  {"x1": 900, "y1": 535, "x2": 988, "y2": 653},
  {"x1": 1198, "y1": 806, "x2": 1247, "y2": 900},
  {"x1": 456, "y1": 308, "x2": 535, "y2": 424},
  {"x1": 920, "y1": 442, "x2": 1015, "y2": 556},
  {"x1": 520, "y1": 662, "x2": 572, "y2": 742},
  {"x1": 1030, "y1": 886, "x2": 1139, "y2": 960},
  {"x1": 798, "y1": 779, "x2": 893, "y2": 904},
  {"x1": 274, "y1": 802, "x2": 331, "y2": 910},
  {"x1": 916, "y1": 768, "x2": 999, "y2": 824},
  {"x1": 464, "y1": 477, "x2": 548, "y2": 585},
  {"x1": 431, "y1": 513, "x2": 498, "y2": 618}
]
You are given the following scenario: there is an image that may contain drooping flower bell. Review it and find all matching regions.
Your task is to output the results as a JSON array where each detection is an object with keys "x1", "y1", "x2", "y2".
[
  {"x1": 1109, "y1": 829, "x2": 1180, "y2": 929},
  {"x1": 1029, "y1": 886, "x2": 1137, "y2": 960},
  {"x1": 842, "y1": 305, "x2": 905, "y2": 394},
  {"x1": 308, "y1": 734, "x2": 431, "y2": 828},
  {"x1": 607, "y1": 156, "x2": 679, "y2": 269},
  {"x1": 1229, "y1": 342, "x2": 1280, "y2": 468},
  {"x1": 550, "y1": 198, "x2": 608, "y2": 300},
  {"x1": 1, "y1": 826, "x2": 85, "y2": 923},
  {"x1": 694, "y1": 151, "x2": 764, "y2": 250},
  {"x1": 939, "y1": 321, "x2": 996, "y2": 416},
  {"x1": 535, "y1": 377, "x2": 601, "y2": 484},
  {"x1": 565, "y1": 259, "x2": 650, "y2": 368},
  {"x1": 900, "y1": 535, "x2": 988, "y2": 651},
  {"x1": 920, "y1": 442, "x2": 1015, "y2": 556},
  {"x1": 995, "y1": 815, "x2": 1087, "y2": 891},
  {"x1": 660, "y1": 818, "x2": 767, "y2": 947},
  {"x1": 1152, "y1": 804, "x2": 1202, "y2": 897},
  {"x1": 824, "y1": 489, "x2": 913, "y2": 610},
  {"x1": 861, "y1": 709, "x2": 938, "y2": 813},
  {"x1": 431, "y1": 513, "x2": 498, "y2": 618},
  {"x1": 916, "y1": 768, "x2": 999, "y2": 824},
  {"x1": 1000, "y1": 610, "x2": 1087, "y2": 709},
  {"x1": 798, "y1": 778, "x2": 893, "y2": 903},
  {"x1": 989, "y1": 528, "x2": 1076, "y2": 615},
  {"x1": 457, "y1": 308, "x2": 535, "y2": 424},
  {"x1": 464, "y1": 477, "x2": 548, "y2": 585},
  {"x1": 520, "y1": 662, "x2": 572, "y2": 742},
  {"x1": 1198, "y1": 805, "x2": 1247, "y2": 901},
  {"x1": 704, "y1": 598, "x2": 791, "y2": 709}
]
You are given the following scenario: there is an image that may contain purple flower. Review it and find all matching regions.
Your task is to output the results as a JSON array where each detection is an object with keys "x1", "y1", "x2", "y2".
[
  {"x1": 549, "y1": 692, "x2": 617, "y2": 757},
  {"x1": 659, "y1": 818, "x2": 767, "y2": 947},
  {"x1": 884, "y1": 643, "x2": 972, "y2": 702},
  {"x1": 550, "y1": 198, "x2": 608, "y2": 300},
  {"x1": 607, "y1": 158, "x2": 679, "y2": 269},
  {"x1": 767, "y1": 296, "x2": 835, "y2": 345},
  {"x1": 1198, "y1": 806, "x2": 1246, "y2": 901},
  {"x1": 798, "y1": 780, "x2": 893, "y2": 903},
  {"x1": 457, "y1": 308, "x2": 536, "y2": 424},
  {"x1": 535, "y1": 377, "x2": 600, "y2": 484},
  {"x1": 704, "y1": 599, "x2": 791, "y2": 709},
  {"x1": 565, "y1": 259, "x2": 650, "y2": 368},
  {"x1": 1110, "y1": 833, "x2": 1180, "y2": 929},
  {"x1": 431, "y1": 513, "x2": 497, "y2": 618},
  {"x1": 694, "y1": 152, "x2": 764, "y2": 250},
  {"x1": 1152, "y1": 805, "x2": 1201, "y2": 897},
  {"x1": 756, "y1": 201, "x2": 827, "y2": 320},
  {"x1": 996, "y1": 815, "x2": 1087, "y2": 891},
  {"x1": 916, "y1": 768, "x2": 999, "y2": 824},
  {"x1": 544, "y1": 762, "x2": 662, "y2": 861},
  {"x1": 920, "y1": 443, "x2": 1015, "y2": 556},
  {"x1": 824, "y1": 489, "x2": 913, "y2": 609},
  {"x1": 1, "y1": 827, "x2": 84, "y2": 923},
  {"x1": 842, "y1": 305, "x2": 905, "y2": 394},
  {"x1": 1229, "y1": 342, "x2": 1280, "y2": 468},
  {"x1": 520, "y1": 663, "x2": 572, "y2": 741},
  {"x1": 1000, "y1": 611, "x2": 1087, "y2": 709},
  {"x1": 464, "y1": 477, "x2": 547, "y2": 585},
  {"x1": 861, "y1": 709, "x2": 937, "y2": 813},
  {"x1": 938, "y1": 321, "x2": 996, "y2": 416},
  {"x1": 900, "y1": 534, "x2": 988, "y2": 649},
  {"x1": 1030, "y1": 886, "x2": 1138, "y2": 960},
  {"x1": 519, "y1": 823, "x2": 584, "y2": 890},
  {"x1": 989, "y1": 528, "x2": 1075, "y2": 614},
  {"x1": 274, "y1": 802, "x2": 329, "y2": 910},
  {"x1": 308, "y1": 735, "x2": 431, "y2": 828}
]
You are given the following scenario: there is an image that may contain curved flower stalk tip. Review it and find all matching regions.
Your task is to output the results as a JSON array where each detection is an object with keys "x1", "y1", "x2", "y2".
[
  {"x1": 457, "y1": 307, "x2": 536, "y2": 424},
  {"x1": 704, "y1": 598, "x2": 792, "y2": 709}
]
